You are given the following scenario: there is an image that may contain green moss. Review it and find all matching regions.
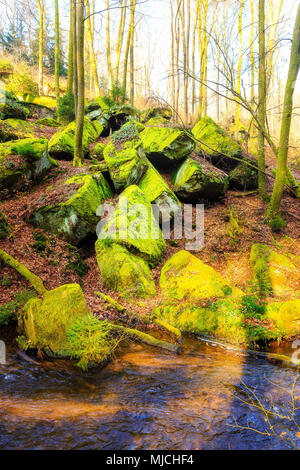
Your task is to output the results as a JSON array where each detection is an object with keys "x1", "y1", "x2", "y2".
[
  {"x1": 0, "y1": 211, "x2": 11, "y2": 238},
  {"x1": 160, "y1": 250, "x2": 243, "y2": 300},
  {"x1": 20, "y1": 284, "x2": 90, "y2": 354},
  {"x1": 250, "y1": 244, "x2": 299, "y2": 298},
  {"x1": 99, "y1": 185, "x2": 166, "y2": 267},
  {"x1": 141, "y1": 107, "x2": 172, "y2": 123},
  {"x1": 0, "y1": 289, "x2": 35, "y2": 327},
  {"x1": 0, "y1": 138, "x2": 57, "y2": 191},
  {"x1": 29, "y1": 174, "x2": 112, "y2": 244},
  {"x1": 172, "y1": 157, "x2": 228, "y2": 201},
  {"x1": 6, "y1": 73, "x2": 39, "y2": 101},
  {"x1": 0, "y1": 118, "x2": 35, "y2": 141},
  {"x1": 96, "y1": 242, "x2": 157, "y2": 298},
  {"x1": 0, "y1": 97, "x2": 29, "y2": 120},
  {"x1": 103, "y1": 136, "x2": 148, "y2": 192},
  {"x1": 140, "y1": 126, "x2": 195, "y2": 165},
  {"x1": 0, "y1": 60, "x2": 13, "y2": 75},
  {"x1": 192, "y1": 116, "x2": 242, "y2": 170},
  {"x1": 250, "y1": 244, "x2": 273, "y2": 297},
  {"x1": 37, "y1": 117, "x2": 61, "y2": 127},
  {"x1": 92, "y1": 142, "x2": 106, "y2": 159},
  {"x1": 266, "y1": 299, "x2": 300, "y2": 338},
  {"x1": 49, "y1": 117, "x2": 103, "y2": 159},
  {"x1": 138, "y1": 162, "x2": 181, "y2": 220}
]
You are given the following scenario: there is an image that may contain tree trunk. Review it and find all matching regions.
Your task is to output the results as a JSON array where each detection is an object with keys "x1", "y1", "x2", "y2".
[
  {"x1": 106, "y1": 0, "x2": 113, "y2": 90},
  {"x1": 54, "y1": 0, "x2": 60, "y2": 107},
  {"x1": 74, "y1": 0, "x2": 85, "y2": 167},
  {"x1": 115, "y1": 0, "x2": 127, "y2": 86},
  {"x1": 129, "y1": 0, "x2": 137, "y2": 105},
  {"x1": 257, "y1": 0, "x2": 266, "y2": 197},
  {"x1": 85, "y1": 0, "x2": 101, "y2": 96},
  {"x1": 73, "y1": 0, "x2": 78, "y2": 117},
  {"x1": 67, "y1": 0, "x2": 74, "y2": 93},
  {"x1": 236, "y1": 0, "x2": 244, "y2": 131},
  {"x1": 37, "y1": 0, "x2": 44, "y2": 96},
  {"x1": 267, "y1": 4, "x2": 300, "y2": 219}
]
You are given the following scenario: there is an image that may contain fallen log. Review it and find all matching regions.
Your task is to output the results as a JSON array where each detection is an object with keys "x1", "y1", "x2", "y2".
[
  {"x1": 109, "y1": 324, "x2": 181, "y2": 354},
  {"x1": 0, "y1": 249, "x2": 47, "y2": 295}
]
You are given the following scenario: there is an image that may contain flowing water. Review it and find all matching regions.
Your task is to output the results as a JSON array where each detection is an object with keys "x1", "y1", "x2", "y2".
[{"x1": 1, "y1": 328, "x2": 300, "y2": 450}]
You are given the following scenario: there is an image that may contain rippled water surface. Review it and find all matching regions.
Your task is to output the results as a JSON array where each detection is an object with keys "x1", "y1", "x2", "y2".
[{"x1": 1, "y1": 330, "x2": 299, "y2": 450}]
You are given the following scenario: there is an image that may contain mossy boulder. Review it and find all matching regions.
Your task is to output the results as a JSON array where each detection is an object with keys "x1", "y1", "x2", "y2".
[
  {"x1": 141, "y1": 107, "x2": 172, "y2": 123},
  {"x1": 0, "y1": 118, "x2": 35, "y2": 142},
  {"x1": 140, "y1": 126, "x2": 195, "y2": 168},
  {"x1": 250, "y1": 244, "x2": 300, "y2": 299},
  {"x1": 0, "y1": 95, "x2": 29, "y2": 120},
  {"x1": 266, "y1": 299, "x2": 300, "y2": 338},
  {"x1": 145, "y1": 116, "x2": 170, "y2": 126},
  {"x1": 138, "y1": 163, "x2": 182, "y2": 222},
  {"x1": 85, "y1": 96, "x2": 111, "y2": 115},
  {"x1": 160, "y1": 250, "x2": 244, "y2": 300},
  {"x1": 36, "y1": 117, "x2": 60, "y2": 127},
  {"x1": 21, "y1": 101, "x2": 55, "y2": 119},
  {"x1": 20, "y1": 284, "x2": 90, "y2": 355},
  {"x1": 192, "y1": 116, "x2": 243, "y2": 171},
  {"x1": 0, "y1": 211, "x2": 11, "y2": 238},
  {"x1": 92, "y1": 142, "x2": 106, "y2": 160},
  {"x1": 96, "y1": 242, "x2": 156, "y2": 298},
  {"x1": 29, "y1": 173, "x2": 112, "y2": 244},
  {"x1": 48, "y1": 117, "x2": 103, "y2": 160},
  {"x1": 155, "y1": 297, "x2": 249, "y2": 345},
  {"x1": 172, "y1": 156, "x2": 228, "y2": 201},
  {"x1": 98, "y1": 185, "x2": 166, "y2": 267},
  {"x1": 228, "y1": 157, "x2": 259, "y2": 190},
  {"x1": 0, "y1": 138, "x2": 57, "y2": 192},
  {"x1": 103, "y1": 123, "x2": 148, "y2": 192}
]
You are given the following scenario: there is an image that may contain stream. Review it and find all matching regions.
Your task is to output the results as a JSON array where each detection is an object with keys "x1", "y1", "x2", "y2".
[{"x1": 1, "y1": 329, "x2": 300, "y2": 450}]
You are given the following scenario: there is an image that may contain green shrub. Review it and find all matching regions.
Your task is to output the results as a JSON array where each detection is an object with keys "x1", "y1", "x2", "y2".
[
  {"x1": 65, "y1": 315, "x2": 118, "y2": 370},
  {"x1": 6, "y1": 73, "x2": 39, "y2": 101},
  {"x1": 0, "y1": 289, "x2": 35, "y2": 326},
  {"x1": 57, "y1": 91, "x2": 75, "y2": 123},
  {"x1": 269, "y1": 214, "x2": 287, "y2": 232}
]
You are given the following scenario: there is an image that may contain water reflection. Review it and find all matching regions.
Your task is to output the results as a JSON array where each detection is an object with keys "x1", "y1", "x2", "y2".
[{"x1": 0, "y1": 333, "x2": 299, "y2": 450}]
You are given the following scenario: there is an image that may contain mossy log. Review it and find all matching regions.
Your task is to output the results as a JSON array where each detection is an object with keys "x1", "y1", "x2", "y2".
[
  {"x1": 0, "y1": 248, "x2": 47, "y2": 295},
  {"x1": 110, "y1": 324, "x2": 181, "y2": 354}
]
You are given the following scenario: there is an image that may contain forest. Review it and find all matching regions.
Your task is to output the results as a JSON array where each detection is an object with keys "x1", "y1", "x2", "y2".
[{"x1": 0, "y1": 0, "x2": 300, "y2": 452}]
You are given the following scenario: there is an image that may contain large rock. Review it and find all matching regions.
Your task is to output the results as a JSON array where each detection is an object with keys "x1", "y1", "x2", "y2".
[
  {"x1": 49, "y1": 117, "x2": 103, "y2": 160},
  {"x1": 96, "y1": 242, "x2": 157, "y2": 298},
  {"x1": 21, "y1": 101, "x2": 55, "y2": 119},
  {"x1": 19, "y1": 283, "x2": 119, "y2": 369},
  {"x1": 160, "y1": 250, "x2": 243, "y2": 300},
  {"x1": 267, "y1": 299, "x2": 300, "y2": 338},
  {"x1": 0, "y1": 118, "x2": 35, "y2": 142},
  {"x1": 0, "y1": 138, "x2": 57, "y2": 192},
  {"x1": 250, "y1": 244, "x2": 300, "y2": 298},
  {"x1": 20, "y1": 284, "x2": 90, "y2": 355},
  {"x1": 140, "y1": 126, "x2": 195, "y2": 168},
  {"x1": 192, "y1": 116, "x2": 242, "y2": 171},
  {"x1": 98, "y1": 185, "x2": 166, "y2": 267},
  {"x1": 138, "y1": 163, "x2": 182, "y2": 221},
  {"x1": 29, "y1": 173, "x2": 112, "y2": 244},
  {"x1": 0, "y1": 91, "x2": 29, "y2": 120},
  {"x1": 172, "y1": 156, "x2": 228, "y2": 201},
  {"x1": 141, "y1": 106, "x2": 172, "y2": 123},
  {"x1": 103, "y1": 121, "x2": 148, "y2": 192}
]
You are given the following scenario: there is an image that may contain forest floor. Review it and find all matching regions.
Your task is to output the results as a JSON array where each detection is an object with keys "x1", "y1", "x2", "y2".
[{"x1": 1, "y1": 132, "x2": 300, "y2": 328}]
